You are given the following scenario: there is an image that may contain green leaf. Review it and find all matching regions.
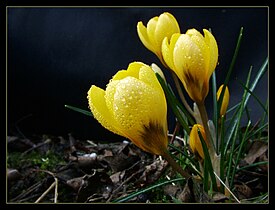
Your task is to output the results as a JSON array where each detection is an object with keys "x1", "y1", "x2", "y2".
[
  {"x1": 197, "y1": 128, "x2": 218, "y2": 192},
  {"x1": 156, "y1": 73, "x2": 192, "y2": 134},
  {"x1": 112, "y1": 177, "x2": 185, "y2": 203},
  {"x1": 217, "y1": 27, "x2": 244, "y2": 126},
  {"x1": 64, "y1": 104, "x2": 93, "y2": 117}
]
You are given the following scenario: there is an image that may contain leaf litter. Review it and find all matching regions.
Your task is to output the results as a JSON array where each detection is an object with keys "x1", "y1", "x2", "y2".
[{"x1": 7, "y1": 131, "x2": 268, "y2": 203}]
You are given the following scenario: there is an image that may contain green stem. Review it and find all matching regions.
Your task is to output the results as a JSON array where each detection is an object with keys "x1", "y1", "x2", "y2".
[
  {"x1": 171, "y1": 72, "x2": 195, "y2": 118},
  {"x1": 196, "y1": 102, "x2": 216, "y2": 157},
  {"x1": 161, "y1": 149, "x2": 192, "y2": 179}
]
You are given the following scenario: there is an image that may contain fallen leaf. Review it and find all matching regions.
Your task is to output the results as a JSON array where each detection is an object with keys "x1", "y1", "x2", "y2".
[{"x1": 243, "y1": 141, "x2": 268, "y2": 165}]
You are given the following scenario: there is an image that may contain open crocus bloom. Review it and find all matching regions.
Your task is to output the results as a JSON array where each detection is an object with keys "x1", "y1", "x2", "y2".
[
  {"x1": 137, "y1": 12, "x2": 180, "y2": 65},
  {"x1": 217, "y1": 84, "x2": 230, "y2": 117},
  {"x1": 87, "y1": 62, "x2": 168, "y2": 155},
  {"x1": 162, "y1": 28, "x2": 218, "y2": 103},
  {"x1": 189, "y1": 124, "x2": 209, "y2": 160}
]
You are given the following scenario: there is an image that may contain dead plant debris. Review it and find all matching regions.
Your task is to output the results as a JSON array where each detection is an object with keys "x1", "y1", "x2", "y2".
[{"x1": 7, "y1": 133, "x2": 268, "y2": 203}]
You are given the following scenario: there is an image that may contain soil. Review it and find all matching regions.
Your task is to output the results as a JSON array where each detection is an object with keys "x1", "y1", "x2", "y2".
[{"x1": 7, "y1": 131, "x2": 268, "y2": 204}]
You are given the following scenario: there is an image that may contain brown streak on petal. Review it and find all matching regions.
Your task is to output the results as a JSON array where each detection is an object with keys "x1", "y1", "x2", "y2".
[{"x1": 138, "y1": 121, "x2": 167, "y2": 155}]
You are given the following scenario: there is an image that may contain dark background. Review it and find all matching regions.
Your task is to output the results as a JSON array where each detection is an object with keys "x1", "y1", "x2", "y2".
[{"x1": 7, "y1": 7, "x2": 268, "y2": 142}]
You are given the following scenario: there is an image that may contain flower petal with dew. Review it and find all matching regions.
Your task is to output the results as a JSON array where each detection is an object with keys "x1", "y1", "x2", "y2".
[
  {"x1": 162, "y1": 33, "x2": 181, "y2": 70},
  {"x1": 171, "y1": 28, "x2": 218, "y2": 103},
  {"x1": 217, "y1": 84, "x2": 230, "y2": 117},
  {"x1": 137, "y1": 12, "x2": 180, "y2": 65},
  {"x1": 87, "y1": 62, "x2": 168, "y2": 155},
  {"x1": 189, "y1": 124, "x2": 209, "y2": 160}
]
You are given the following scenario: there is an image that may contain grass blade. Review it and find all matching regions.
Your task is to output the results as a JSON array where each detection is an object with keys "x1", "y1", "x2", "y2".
[
  {"x1": 64, "y1": 104, "x2": 93, "y2": 117},
  {"x1": 112, "y1": 177, "x2": 185, "y2": 203}
]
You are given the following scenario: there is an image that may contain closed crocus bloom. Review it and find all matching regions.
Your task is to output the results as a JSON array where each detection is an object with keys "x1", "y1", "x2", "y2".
[
  {"x1": 189, "y1": 124, "x2": 209, "y2": 159},
  {"x1": 171, "y1": 28, "x2": 218, "y2": 103},
  {"x1": 217, "y1": 85, "x2": 230, "y2": 117},
  {"x1": 137, "y1": 12, "x2": 180, "y2": 65},
  {"x1": 87, "y1": 62, "x2": 168, "y2": 155}
]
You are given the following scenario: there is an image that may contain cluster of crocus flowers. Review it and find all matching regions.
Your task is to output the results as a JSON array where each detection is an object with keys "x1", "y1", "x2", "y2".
[
  {"x1": 137, "y1": 12, "x2": 218, "y2": 104},
  {"x1": 87, "y1": 61, "x2": 168, "y2": 156},
  {"x1": 137, "y1": 12, "x2": 219, "y2": 162}
]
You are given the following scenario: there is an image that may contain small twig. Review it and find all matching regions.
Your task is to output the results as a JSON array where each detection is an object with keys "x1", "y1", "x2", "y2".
[
  {"x1": 35, "y1": 181, "x2": 56, "y2": 203},
  {"x1": 21, "y1": 138, "x2": 51, "y2": 157},
  {"x1": 169, "y1": 121, "x2": 181, "y2": 144},
  {"x1": 107, "y1": 168, "x2": 144, "y2": 202},
  {"x1": 34, "y1": 169, "x2": 59, "y2": 203},
  {"x1": 10, "y1": 181, "x2": 42, "y2": 202},
  {"x1": 213, "y1": 171, "x2": 240, "y2": 203},
  {"x1": 54, "y1": 177, "x2": 58, "y2": 203}
]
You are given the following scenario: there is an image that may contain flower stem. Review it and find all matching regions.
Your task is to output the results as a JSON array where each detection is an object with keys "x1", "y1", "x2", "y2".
[
  {"x1": 196, "y1": 102, "x2": 216, "y2": 156},
  {"x1": 171, "y1": 72, "x2": 195, "y2": 118},
  {"x1": 161, "y1": 149, "x2": 191, "y2": 179}
]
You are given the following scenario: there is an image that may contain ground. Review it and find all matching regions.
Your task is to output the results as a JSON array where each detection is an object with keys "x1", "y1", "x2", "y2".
[{"x1": 7, "y1": 131, "x2": 268, "y2": 203}]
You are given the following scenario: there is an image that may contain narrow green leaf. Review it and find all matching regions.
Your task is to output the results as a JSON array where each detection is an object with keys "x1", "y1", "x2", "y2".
[
  {"x1": 230, "y1": 120, "x2": 252, "y2": 186},
  {"x1": 226, "y1": 68, "x2": 252, "y2": 188},
  {"x1": 197, "y1": 128, "x2": 218, "y2": 192},
  {"x1": 217, "y1": 27, "x2": 244, "y2": 124},
  {"x1": 219, "y1": 115, "x2": 226, "y2": 193},
  {"x1": 211, "y1": 71, "x2": 219, "y2": 153},
  {"x1": 64, "y1": 104, "x2": 93, "y2": 117},
  {"x1": 112, "y1": 177, "x2": 185, "y2": 203},
  {"x1": 238, "y1": 79, "x2": 268, "y2": 114},
  {"x1": 156, "y1": 73, "x2": 192, "y2": 134},
  {"x1": 225, "y1": 57, "x2": 268, "y2": 153}
]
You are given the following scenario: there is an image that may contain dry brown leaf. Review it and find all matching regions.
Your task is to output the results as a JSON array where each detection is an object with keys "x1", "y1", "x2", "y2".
[
  {"x1": 235, "y1": 183, "x2": 253, "y2": 199},
  {"x1": 177, "y1": 180, "x2": 193, "y2": 202},
  {"x1": 139, "y1": 158, "x2": 168, "y2": 184},
  {"x1": 243, "y1": 141, "x2": 268, "y2": 165}
]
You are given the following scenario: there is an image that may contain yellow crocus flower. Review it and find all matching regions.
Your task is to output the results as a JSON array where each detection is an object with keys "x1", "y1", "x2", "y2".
[
  {"x1": 217, "y1": 84, "x2": 230, "y2": 117},
  {"x1": 189, "y1": 124, "x2": 209, "y2": 160},
  {"x1": 137, "y1": 12, "x2": 180, "y2": 65},
  {"x1": 162, "y1": 28, "x2": 218, "y2": 103},
  {"x1": 87, "y1": 62, "x2": 168, "y2": 155}
]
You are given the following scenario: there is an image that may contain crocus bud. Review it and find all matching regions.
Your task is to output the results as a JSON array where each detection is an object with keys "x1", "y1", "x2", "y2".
[
  {"x1": 87, "y1": 62, "x2": 168, "y2": 155},
  {"x1": 137, "y1": 12, "x2": 180, "y2": 65},
  {"x1": 217, "y1": 84, "x2": 230, "y2": 117},
  {"x1": 189, "y1": 124, "x2": 209, "y2": 159}
]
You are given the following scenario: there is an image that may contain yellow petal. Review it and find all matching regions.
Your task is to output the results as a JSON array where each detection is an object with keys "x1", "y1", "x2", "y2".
[
  {"x1": 186, "y1": 28, "x2": 210, "y2": 77},
  {"x1": 174, "y1": 34, "x2": 205, "y2": 80},
  {"x1": 112, "y1": 77, "x2": 166, "y2": 135},
  {"x1": 113, "y1": 76, "x2": 168, "y2": 155},
  {"x1": 87, "y1": 85, "x2": 124, "y2": 136},
  {"x1": 217, "y1": 85, "x2": 230, "y2": 116},
  {"x1": 154, "y1": 12, "x2": 180, "y2": 52},
  {"x1": 203, "y1": 29, "x2": 219, "y2": 76},
  {"x1": 137, "y1": 21, "x2": 156, "y2": 53},
  {"x1": 146, "y1": 17, "x2": 159, "y2": 50},
  {"x1": 162, "y1": 33, "x2": 180, "y2": 70},
  {"x1": 112, "y1": 62, "x2": 142, "y2": 80},
  {"x1": 138, "y1": 64, "x2": 165, "y2": 96}
]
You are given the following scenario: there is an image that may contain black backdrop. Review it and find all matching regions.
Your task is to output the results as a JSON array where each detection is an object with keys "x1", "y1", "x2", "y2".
[{"x1": 7, "y1": 7, "x2": 268, "y2": 142}]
